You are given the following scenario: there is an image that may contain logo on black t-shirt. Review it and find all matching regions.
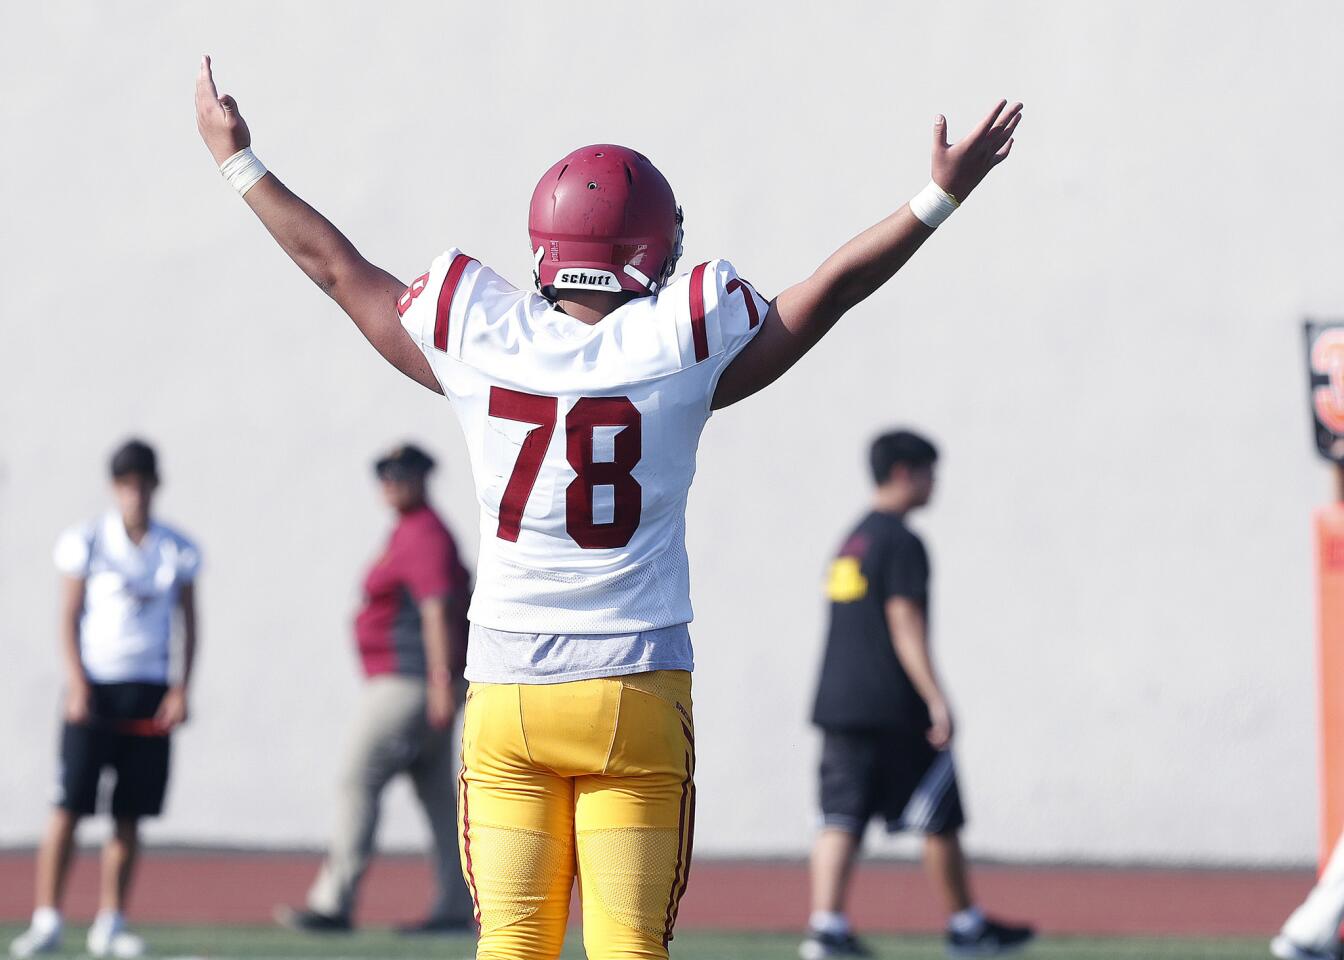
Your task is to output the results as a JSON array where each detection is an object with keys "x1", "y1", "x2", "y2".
[{"x1": 826, "y1": 533, "x2": 870, "y2": 603}]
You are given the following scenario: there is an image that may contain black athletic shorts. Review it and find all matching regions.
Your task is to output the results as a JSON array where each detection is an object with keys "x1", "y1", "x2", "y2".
[
  {"x1": 818, "y1": 726, "x2": 965, "y2": 836},
  {"x1": 57, "y1": 682, "x2": 171, "y2": 818}
]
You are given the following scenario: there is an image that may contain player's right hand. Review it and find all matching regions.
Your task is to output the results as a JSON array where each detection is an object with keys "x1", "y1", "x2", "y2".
[
  {"x1": 64, "y1": 681, "x2": 90, "y2": 725},
  {"x1": 931, "y1": 100, "x2": 1022, "y2": 203},
  {"x1": 195, "y1": 55, "x2": 252, "y2": 165},
  {"x1": 427, "y1": 682, "x2": 455, "y2": 731},
  {"x1": 926, "y1": 697, "x2": 955, "y2": 750}
]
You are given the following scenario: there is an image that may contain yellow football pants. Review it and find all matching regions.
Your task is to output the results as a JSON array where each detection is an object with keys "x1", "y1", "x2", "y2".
[{"x1": 458, "y1": 670, "x2": 696, "y2": 960}]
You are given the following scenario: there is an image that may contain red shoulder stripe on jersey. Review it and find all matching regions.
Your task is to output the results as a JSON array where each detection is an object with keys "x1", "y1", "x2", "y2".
[
  {"x1": 725, "y1": 277, "x2": 761, "y2": 328},
  {"x1": 688, "y1": 262, "x2": 710, "y2": 363},
  {"x1": 433, "y1": 254, "x2": 474, "y2": 353}
]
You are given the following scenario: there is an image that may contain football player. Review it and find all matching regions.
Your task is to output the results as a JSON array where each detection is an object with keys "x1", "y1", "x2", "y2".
[{"x1": 195, "y1": 56, "x2": 1020, "y2": 960}]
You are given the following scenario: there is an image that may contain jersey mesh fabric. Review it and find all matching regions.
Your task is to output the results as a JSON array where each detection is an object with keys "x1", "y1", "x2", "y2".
[
  {"x1": 464, "y1": 822, "x2": 570, "y2": 935},
  {"x1": 398, "y1": 251, "x2": 766, "y2": 642},
  {"x1": 621, "y1": 668, "x2": 694, "y2": 707},
  {"x1": 475, "y1": 513, "x2": 687, "y2": 633},
  {"x1": 576, "y1": 827, "x2": 681, "y2": 939}
]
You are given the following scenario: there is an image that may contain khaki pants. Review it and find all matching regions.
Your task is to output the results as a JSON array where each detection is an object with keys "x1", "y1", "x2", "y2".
[{"x1": 307, "y1": 673, "x2": 472, "y2": 922}]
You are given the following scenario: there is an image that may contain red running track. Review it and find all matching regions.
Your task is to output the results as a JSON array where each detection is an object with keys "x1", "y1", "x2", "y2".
[{"x1": 0, "y1": 851, "x2": 1314, "y2": 937}]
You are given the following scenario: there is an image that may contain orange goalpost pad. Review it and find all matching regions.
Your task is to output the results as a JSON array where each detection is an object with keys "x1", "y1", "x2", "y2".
[{"x1": 1316, "y1": 503, "x2": 1344, "y2": 874}]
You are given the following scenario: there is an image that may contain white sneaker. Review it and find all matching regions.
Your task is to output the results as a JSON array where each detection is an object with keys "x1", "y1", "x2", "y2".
[
  {"x1": 87, "y1": 915, "x2": 145, "y2": 959},
  {"x1": 8, "y1": 922, "x2": 61, "y2": 958},
  {"x1": 1271, "y1": 934, "x2": 1342, "y2": 960}
]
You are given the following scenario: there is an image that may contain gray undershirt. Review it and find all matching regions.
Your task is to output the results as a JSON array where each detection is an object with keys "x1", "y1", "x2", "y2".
[{"x1": 465, "y1": 622, "x2": 694, "y2": 684}]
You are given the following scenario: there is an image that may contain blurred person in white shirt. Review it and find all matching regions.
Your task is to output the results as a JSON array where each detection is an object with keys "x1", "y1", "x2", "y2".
[{"x1": 9, "y1": 440, "x2": 201, "y2": 960}]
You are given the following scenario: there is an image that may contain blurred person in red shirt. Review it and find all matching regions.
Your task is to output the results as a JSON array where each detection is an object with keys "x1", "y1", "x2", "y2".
[{"x1": 276, "y1": 444, "x2": 472, "y2": 934}]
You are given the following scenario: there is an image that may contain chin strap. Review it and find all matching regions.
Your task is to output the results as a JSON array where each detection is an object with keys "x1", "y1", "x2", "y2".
[
  {"x1": 622, "y1": 264, "x2": 655, "y2": 292},
  {"x1": 659, "y1": 205, "x2": 685, "y2": 289}
]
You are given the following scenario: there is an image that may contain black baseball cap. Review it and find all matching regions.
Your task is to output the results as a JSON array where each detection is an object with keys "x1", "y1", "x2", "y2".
[
  {"x1": 374, "y1": 443, "x2": 436, "y2": 480},
  {"x1": 110, "y1": 439, "x2": 158, "y2": 481}
]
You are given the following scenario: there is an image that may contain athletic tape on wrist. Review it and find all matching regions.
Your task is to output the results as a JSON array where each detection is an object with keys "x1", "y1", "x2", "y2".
[
  {"x1": 219, "y1": 147, "x2": 267, "y2": 197},
  {"x1": 909, "y1": 180, "x2": 960, "y2": 228}
]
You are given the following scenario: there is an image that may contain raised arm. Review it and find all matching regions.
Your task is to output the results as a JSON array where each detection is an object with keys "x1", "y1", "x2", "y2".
[
  {"x1": 712, "y1": 101, "x2": 1021, "y2": 410},
  {"x1": 194, "y1": 56, "x2": 441, "y2": 394}
]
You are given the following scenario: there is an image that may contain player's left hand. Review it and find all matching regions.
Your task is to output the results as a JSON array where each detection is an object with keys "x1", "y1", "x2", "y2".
[
  {"x1": 195, "y1": 55, "x2": 252, "y2": 165},
  {"x1": 155, "y1": 685, "x2": 189, "y2": 732},
  {"x1": 931, "y1": 100, "x2": 1022, "y2": 202}
]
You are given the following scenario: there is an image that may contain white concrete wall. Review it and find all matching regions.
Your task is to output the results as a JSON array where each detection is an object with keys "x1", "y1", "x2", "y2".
[{"x1": 2, "y1": 0, "x2": 1342, "y2": 865}]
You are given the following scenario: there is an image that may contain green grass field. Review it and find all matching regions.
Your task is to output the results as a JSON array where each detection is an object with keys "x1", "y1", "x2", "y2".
[{"x1": 0, "y1": 924, "x2": 1274, "y2": 959}]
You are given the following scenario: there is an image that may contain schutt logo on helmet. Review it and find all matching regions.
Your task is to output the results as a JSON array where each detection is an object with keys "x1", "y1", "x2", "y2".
[
  {"x1": 556, "y1": 270, "x2": 617, "y2": 290},
  {"x1": 529, "y1": 144, "x2": 684, "y2": 299}
]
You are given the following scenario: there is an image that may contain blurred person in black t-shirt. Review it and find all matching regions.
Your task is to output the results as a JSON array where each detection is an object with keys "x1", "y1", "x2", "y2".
[{"x1": 800, "y1": 430, "x2": 1033, "y2": 960}]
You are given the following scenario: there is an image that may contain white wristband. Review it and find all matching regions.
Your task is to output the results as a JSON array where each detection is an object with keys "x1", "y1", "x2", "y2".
[
  {"x1": 219, "y1": 147, "x2": 268, "y2": 197},
  {"x1": 908, "y1": 180, "x2": 960, "y2": 228}
]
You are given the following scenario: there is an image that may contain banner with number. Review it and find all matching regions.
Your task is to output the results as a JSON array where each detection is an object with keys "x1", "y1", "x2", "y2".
[{"x1": 1307, "y1": 321, "x2": 1344, "y2": 463}]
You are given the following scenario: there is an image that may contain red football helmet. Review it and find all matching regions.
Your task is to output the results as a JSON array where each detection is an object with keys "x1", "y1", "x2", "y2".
[{"x1": 528, "y1": 144, "x2": 683, "y2": 298}]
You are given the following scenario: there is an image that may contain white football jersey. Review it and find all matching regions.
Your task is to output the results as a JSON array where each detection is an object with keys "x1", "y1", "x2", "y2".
[
  {"x1": 54, "y1": 512, "x2": 201, "y2": 684},
  {"x1": 398, "y1": 251, "x2": 767, "y2": 634}
]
